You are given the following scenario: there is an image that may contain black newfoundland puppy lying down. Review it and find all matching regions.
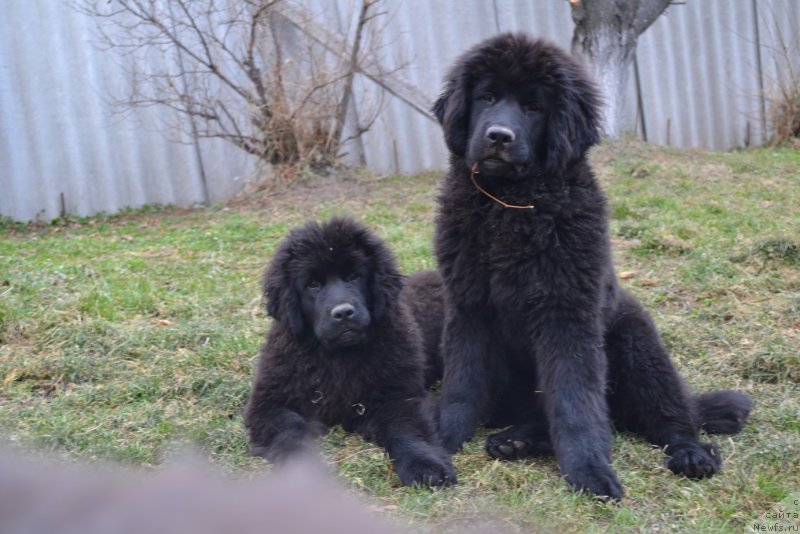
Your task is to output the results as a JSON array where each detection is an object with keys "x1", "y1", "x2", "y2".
[
  {"x1": 431, "y1": 34, "x2": 751, "y2": 499},
  {"x1": 243, "y1": 217, "x2": 455, "y2": 487}
]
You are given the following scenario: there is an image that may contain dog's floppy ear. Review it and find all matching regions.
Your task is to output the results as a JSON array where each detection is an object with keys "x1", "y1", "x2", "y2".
[
  {"x1": 544, "y1": 58, "x2": 602, "y2": 174},
  {"x1": 368, "y1": 264, "x2": 402, "y2": 324},
  {"x1": 353, "y1": 226, "x2": 403, "y2": 324},
  {"x1": 263, "y1": 242, "x2": 305, "y2": 336},
  {"x1": 432, "y1": 75, "x2": 470, "y2": 157}
]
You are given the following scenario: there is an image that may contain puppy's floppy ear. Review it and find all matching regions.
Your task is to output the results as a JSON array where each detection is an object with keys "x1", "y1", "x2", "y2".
[
  {"x1": 352, "y1": 226, "x2": 403, "y2": 324},
  {"x1": 368, "y1": 265, "x2": 403, "y2": 324},
  {"x1": 544, "y1": 58, "x2": 602, "y2": 174},
  {"x1": 263, "y1": 242, "x2": 305, "y2": 336},
  {"x1": 432, "y1": 75, "x2": 470, "y2": 157}
]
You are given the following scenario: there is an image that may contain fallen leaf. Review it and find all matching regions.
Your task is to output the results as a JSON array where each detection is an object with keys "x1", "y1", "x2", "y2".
[{"x1": 3, "y1": 370, "x2": 19, "y2": 387}]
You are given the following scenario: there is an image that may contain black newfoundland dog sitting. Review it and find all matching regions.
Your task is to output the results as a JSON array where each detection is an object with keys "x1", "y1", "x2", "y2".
[
  {"x1": 243, "y1": 217, "x2": 455, "y2": 487},
  {"x1": 431, "y1": 34, "x2": 751, "y2": 499}
]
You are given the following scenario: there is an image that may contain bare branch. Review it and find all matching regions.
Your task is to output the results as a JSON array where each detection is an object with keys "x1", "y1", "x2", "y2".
[
  {"x1": 632, "y1": 0, "x2": 671, "y2": 36},
  {"x1": 275, "y1": 2, "x2": 432, "y2": 120},
  {"x1": 333, "y1": 0, "x2": 374, "y2": 145},
  {"x1": 242, "y1": 1, "x2": 274, "y2": 123},
  {"x1": 76, "y1": 0, "x2": 405, "y2": 169}
]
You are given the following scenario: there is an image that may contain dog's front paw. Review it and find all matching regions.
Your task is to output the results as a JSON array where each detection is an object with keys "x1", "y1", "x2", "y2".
[
  {"x1": 666, "y1": 441, "x2": 721, "y2": 479},
  {"x1": 562, "y1": 461, "x2": 623, "y2": 502},
  {"x1": 394, "y1": 454, "x2": 457, "y2": 488}
]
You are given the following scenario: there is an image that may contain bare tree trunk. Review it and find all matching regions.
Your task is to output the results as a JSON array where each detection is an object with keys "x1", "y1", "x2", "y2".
[
  {"x1": 568, "y1": 0, "x2": 671, "y2": 138},
  {"x1": 332, "y1": 0, "x2": 374, "y2": 148}
]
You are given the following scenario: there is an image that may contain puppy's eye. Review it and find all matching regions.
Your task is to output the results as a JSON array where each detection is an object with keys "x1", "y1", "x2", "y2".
[
  {"x1": 306, "y1": 280, "x2": 321, "y2": 290},
  {"x1": 523, "y1": 101, "x2": 540, "y2": 112},
  {"x1": 345, "y1": 272, "x2": 361, "y2": 282},
  {"x1": 480, "y1": 92, "x2": 496, "y2": 104}
]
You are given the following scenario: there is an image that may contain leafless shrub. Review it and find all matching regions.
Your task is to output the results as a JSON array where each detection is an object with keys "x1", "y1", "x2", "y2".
[
  {"x1": 761, "y1": 4, "x2": 800, "y2": 147},
  {"x1": 76, "y1": 0, "x2": 397, "y2": 177},
  {"x1": 768, "y1": 77, "x2": 800, "y2": 147}
]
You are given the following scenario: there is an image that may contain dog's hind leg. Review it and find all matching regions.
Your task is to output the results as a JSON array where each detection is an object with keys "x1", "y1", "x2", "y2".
[
  {"x1": 605, "y1": 290, "x2": 728, "y2": 479},
  {"x1": 484, "y1": 375, "x2": 553, "y2": 460},
  {"x1": 695, "y1": 390, "x2": 752, "y2": 435},
  {"x1": 485, "y1": 418, "x2": 552, "y2": 460}
]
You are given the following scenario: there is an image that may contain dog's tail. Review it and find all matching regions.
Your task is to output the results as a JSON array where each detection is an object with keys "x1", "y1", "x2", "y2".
[{"x1": 695, "y1": 390, "x2": 752, "y2": 435}]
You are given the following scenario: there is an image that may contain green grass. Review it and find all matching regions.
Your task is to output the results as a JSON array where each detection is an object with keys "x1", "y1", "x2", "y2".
[{"x1": 1, "y1": 141, "x2": 798, "y2": 532}]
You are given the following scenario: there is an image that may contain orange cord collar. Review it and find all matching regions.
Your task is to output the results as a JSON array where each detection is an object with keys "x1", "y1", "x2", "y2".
[{"x1": 469, "y1": 162, "x2": 535, "y2": 210}]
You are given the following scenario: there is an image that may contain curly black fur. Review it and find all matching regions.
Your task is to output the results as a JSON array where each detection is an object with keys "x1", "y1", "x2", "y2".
[
  {"x1": 243, "y1": 217, "x2": 455, "y2": 487},
  {"x1": 400, "y1": 269, "x2": 446, "y2": 387},
  {"x1": 431, "y1": 33, "x2": 751, "y2": 500}
]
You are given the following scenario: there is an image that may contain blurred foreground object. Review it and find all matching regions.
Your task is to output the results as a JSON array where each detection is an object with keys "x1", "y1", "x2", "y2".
[{"x1": 0, "y1": 450, "x2": 403, "y2": 534}]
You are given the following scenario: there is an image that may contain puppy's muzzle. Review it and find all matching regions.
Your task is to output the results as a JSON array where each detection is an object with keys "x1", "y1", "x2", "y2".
[
  {"x1": 330, "y1": 303, "x2": 356, "y2": 322},
  {"x1": 485, "y1": 125, "x2": 515, "y2": 146}
]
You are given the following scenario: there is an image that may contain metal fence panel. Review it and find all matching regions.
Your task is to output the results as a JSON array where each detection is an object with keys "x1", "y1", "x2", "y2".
[
  {"x1": 0, "y1": 1, "x2": 251, "y2": 222},
  {"x1": 1, "y1": 0, "x2": 797, "y2": 221}
]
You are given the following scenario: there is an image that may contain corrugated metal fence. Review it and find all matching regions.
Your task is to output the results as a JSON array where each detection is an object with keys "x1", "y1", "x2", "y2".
[
  {"x1": 1, "y1": 0, "x2": 798, "y2": 221},
  {"x1": 0, "y1": 1, "x2": 252, "y2": 222}
]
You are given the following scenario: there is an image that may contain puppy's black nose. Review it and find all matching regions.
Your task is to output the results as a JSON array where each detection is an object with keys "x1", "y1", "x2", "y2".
[
  {"x1": 486, "y1": 125, "x2": 515, "y2": 145},
  {"x1": 331, "y1": 303, "x2": 356, "y2": 321}
]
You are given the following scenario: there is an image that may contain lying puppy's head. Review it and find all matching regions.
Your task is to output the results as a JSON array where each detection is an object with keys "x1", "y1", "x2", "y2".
[
  {"x1": 432, "y1": 33, "x2": 601, "y2": 178},
  {"x1": 263, "y1": 217, "x2": 402, "y2": 349}
]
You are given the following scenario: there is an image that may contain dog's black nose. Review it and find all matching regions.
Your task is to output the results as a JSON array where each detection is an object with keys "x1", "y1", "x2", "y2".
[
  {"x1": 331, "y1": 303, "x2": 356, "y2": 321},
  {"x1": 486, "y1": 125, "x2": 515, "y2": 144}
]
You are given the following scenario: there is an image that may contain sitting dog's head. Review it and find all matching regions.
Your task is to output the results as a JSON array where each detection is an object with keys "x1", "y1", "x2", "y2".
[
  {"x1": 263, "y1": 217, "x2": 402, "y2": 350},
  {"x1": 432, "y1": 33, "x2": 602, "y2": 178}
]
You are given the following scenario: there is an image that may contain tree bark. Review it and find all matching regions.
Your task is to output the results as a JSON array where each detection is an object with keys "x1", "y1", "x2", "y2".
[
  {"x1": 333, "y1": 0, "x2": 374, "y2": 149},
  {"x1": 569, "y1": 0, "x2": 670, "y2": 138}
]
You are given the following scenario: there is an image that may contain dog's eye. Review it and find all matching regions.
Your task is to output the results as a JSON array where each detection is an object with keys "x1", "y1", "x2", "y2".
[
  {"x1": 523, "y1": 101, "x2": 540, "y2": 112},
  {"x1": 306, "y1": 280, "x2": 321, "y2": 290},
  {"x1": 345, "y1": 272, "x2": 361, "y2": 282},
  {"x1": 480, "y1": 92, "x2": 496, "y2": 104}
]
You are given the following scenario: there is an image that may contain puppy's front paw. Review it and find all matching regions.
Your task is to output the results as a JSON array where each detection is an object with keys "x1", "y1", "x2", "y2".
[
  {"x1": 666, "y1": 441, "x2": 721, "y2": 479},
  {"x1": 562, "y1": 462, "x2": 623, "y2": 502},
  {"x1": 394, "y1": 454, "x2": 457, "y2": 488}
]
